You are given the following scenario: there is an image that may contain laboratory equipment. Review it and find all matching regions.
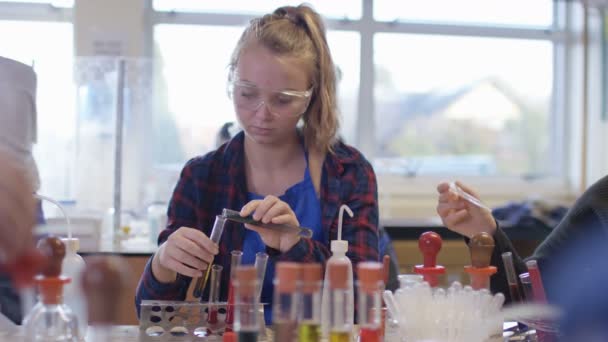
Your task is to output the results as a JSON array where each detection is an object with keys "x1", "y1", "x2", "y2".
[
  {"x1": 526, "y1": 260, "x2": 557, "y2": 341},
  {"x1": 464, "y1": 232, "x2": 497, "y2": 290},
  {"x1": 357, "y1": 262, "x2": 384, "y2": 342},
  {"x1": 448, "y1": 181, "x2": 491, "y2": 211},
  {"x1": 23, "y1": 236, "x2": 80, "y2": 342},
  {"x1": 327, "y1": 262, "x2": 352, "y2": 342},
  {"x1": 321, "y1": 204, "x2": 354, "y2": 338},
  {"x1": 206, "y1": 264, "x2": 223, "y2": 335},
  {"x1": 272, "y1": 262, "x2": 301, "y2": 342},
  {"x1": 221, "y1": 208, "x2": 313, "y2": 238},
  {"x1": 193, "y1": 215, "x2": 227, "y2": 299},
  {"x1": 413, "y1": 231, "x2": 446, "y2": 287},
  {"x1": 81, "y1": 257, "x2": 130, "y2": 342},
  {"x1": 61, "y1": 237, "x2": 88, "y2": 338},
  {"x1": 234, "y1": 265, "x2": 261, "y2": 342},
  {"x1": 502, "y1": 252, "x2": 523, "y2": 303},
  {"x1": 225, "y1": 250, "x2": 243, "y2": 330},
  {"x1": 298, "y1": 263, "x2": 322, "y2": 342}
]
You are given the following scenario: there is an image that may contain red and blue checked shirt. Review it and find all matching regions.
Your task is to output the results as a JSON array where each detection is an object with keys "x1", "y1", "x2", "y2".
[{"x1": 135, "y1": 131, "x2": 379, "y2": 315}]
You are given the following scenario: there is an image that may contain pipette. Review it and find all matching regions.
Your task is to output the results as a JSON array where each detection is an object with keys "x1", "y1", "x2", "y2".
[
  {"x1": 221, "y1": 208, "x2": 313, "y2": 238},
  {"x1": 193, "y1": 215, "x2": 227, "y2": 299},
  {"x1": 448, "y1": 182, "x2": 491, "y2": 211}
]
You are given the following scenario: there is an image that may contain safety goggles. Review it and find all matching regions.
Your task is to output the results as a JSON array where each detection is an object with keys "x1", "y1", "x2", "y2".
[{"x1": 228, "y1": 80, "x2": 313, "y2": 117}]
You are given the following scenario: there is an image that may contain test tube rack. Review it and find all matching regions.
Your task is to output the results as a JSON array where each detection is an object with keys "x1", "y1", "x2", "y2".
[{"x1": 139, "y1": 300, "x2": 267, "y2": 341}]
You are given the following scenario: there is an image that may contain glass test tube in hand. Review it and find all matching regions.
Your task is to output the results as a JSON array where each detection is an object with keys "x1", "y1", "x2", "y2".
[{"x1": 193, "y1": 215, "x2": 227, "y2": 299}]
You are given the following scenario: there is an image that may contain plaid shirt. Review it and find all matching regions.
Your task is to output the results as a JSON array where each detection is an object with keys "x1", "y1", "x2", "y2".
[{"x1": 135, "y1": 132, "x2": 379, "y2": 315}]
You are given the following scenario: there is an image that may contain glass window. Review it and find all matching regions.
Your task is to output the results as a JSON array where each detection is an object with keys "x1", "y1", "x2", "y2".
[
  {"x1": 327, "y1": 31, "x2": 360, "y2": 145},
  {"x1": 0, "y1": 21, "x2": 74, "y2": 200},
  {"x1": 153, "y1": 0, "x2": 362, "y2": 20},
  {"x1": 374, "y1": 0, "x2": 553, "y2": 27},
  {"x1": 374, "y1": 34, "x2": 553, "y2": 178}
]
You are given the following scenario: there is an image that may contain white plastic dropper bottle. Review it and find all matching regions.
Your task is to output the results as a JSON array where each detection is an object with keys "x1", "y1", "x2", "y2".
[
  {"x1": 320, "y1": 204, "x2": 355, "y2": 338},
  {"x1": 61, "y1": 237, "x2": 87, "y2": 340}
]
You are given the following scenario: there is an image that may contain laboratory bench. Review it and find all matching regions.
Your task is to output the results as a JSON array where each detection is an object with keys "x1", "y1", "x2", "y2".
[{"x1": 75, "y1": 218, "x2": 550, "y2": 326}]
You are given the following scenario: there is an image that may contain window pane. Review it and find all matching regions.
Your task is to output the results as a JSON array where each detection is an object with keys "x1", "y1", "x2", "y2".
[
  {"x1": 374, "y1": 0, "x2": 553, "y2": 27},
  {"x1": 327, "y1": 31, "x2": 360, "y2": 145},
  {"x1": 374, "y1": 34, "x2": 553, "y2": 178},
  {"x1": 153, "y1": 0, "x2": 361, "y2": 20},
  {"x1": 0, "y1": 21, "x2": 74, "y2": 200}
]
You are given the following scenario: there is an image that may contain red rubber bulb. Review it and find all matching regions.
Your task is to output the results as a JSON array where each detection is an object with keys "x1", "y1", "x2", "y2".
[{"x1": 419, "y1": 231, "x2": 442, "y2": 268}]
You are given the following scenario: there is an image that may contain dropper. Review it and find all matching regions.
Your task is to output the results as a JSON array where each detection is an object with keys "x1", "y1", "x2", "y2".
[{"x1": 448, "y1": 182, "x2": 491, "y2": 211}]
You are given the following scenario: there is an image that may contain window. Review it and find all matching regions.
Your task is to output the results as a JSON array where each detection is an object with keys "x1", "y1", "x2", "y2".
[
  {"x1": 0, "y1": 20, "x2": 74, "y2": 201},
  {"x1": 374, "y1": 35, "x2": 553, "y2": 177}
]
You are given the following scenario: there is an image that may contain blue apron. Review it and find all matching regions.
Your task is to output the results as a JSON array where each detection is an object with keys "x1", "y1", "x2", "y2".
[{"x1": 241, "y1": 150, "x2": 323, "y2": 324}]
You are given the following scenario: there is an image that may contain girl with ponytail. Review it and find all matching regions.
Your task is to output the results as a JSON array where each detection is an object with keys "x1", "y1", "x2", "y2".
[{"x1": 137, "y1": 4, "x2": 379, "y2": 324}]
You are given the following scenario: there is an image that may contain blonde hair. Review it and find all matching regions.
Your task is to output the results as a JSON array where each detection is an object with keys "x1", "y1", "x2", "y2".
[{"x1": 229, "y1": 4, "x2": 339, "y2": 153}]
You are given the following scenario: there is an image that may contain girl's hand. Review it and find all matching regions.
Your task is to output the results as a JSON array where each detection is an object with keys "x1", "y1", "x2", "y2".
[{"x1": 241, "y1": 195, "x2": 300, "y2": 253}]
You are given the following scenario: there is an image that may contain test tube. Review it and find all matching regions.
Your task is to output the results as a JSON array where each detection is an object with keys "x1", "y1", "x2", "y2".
[
  {"x1": 273, "y1": 262, "x2": 301, "y2": 342},
  {"x1": 298, "y1": 263, "x2": 322, "y2": 342},
  {"x1": 234, "y1": 265, "x2": 260, "y2": 342},
  {"x1": 525, "y1": 261, "x2": 556, "y2": 342},
  {"x1": 328, "y1": 262, "x2": 352, "y2": 342},
  {"x1": 254, "y1": 252, "x2": 268, "y2": 300},
  {"x1": 225, "y1": 250, "x2": 243, "y2": 329},
  {"x1": 221, "y1": 208, "x2": 313, "y2": 238},
  {"x1": 501, "y1": 252, "x2": 523, "y2": 303},
  {"x1": 193, "y1": 215, "x2": 227, "y2": 299},
  {"x1": 206, "y1": 265, "x2": 223, "y2": 328},
  {"x1": 525, "y1": 260, "x2": 547, "y2": 303},
  {"x1": 357, "y1": 262, "x2": 384, "y2": 342},
  {"x1": 518, "y1": 272, "x2": 534, "y2": 302}
]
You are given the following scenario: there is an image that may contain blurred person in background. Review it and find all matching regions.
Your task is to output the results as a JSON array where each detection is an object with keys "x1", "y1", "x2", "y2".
[{"x1": 0, "y1": 56, "x2": 41, "y2": 324}]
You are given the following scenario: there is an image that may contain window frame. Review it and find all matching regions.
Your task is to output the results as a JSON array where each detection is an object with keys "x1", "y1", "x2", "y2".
[{"x1": 151, "y1": 1, "x2": 574, "y2": 207}]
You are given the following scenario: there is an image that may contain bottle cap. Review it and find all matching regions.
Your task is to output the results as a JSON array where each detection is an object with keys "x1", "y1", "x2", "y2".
[
  {"x1": 235, "y1": 265, "x2": 258, "y2": 296},
  {"x1": 331, "y1": 240, "x2": 348, "y2": 254},
  {"x1": 37, "y1": 236, "x2": 66, "y2": 277},
  {"x1": 328, "y1": 262, "x2": 349, "y2": 290},
  {"x1": 275, "y1": 262, "x2": 301, "y2": 293},
  {"x1": 301, "y1": 263, "x2": 322, "y2": 293},
  {"x1": 357, "y1": 262, "x2": 383, "y2": 293},
  {"x1": 223, "y1": 331, "x2": 237, "y2": 342}
]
